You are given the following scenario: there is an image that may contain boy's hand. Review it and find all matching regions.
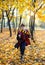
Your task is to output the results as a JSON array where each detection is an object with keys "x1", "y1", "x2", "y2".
[{"x1": 18, "y1": 34, "x2": 21, "y2": 38}]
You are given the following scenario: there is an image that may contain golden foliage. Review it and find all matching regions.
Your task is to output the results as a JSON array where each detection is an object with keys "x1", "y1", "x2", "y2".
[
  {"x1": 0, "y1": 0, "x2": 45, "y2": 21},
  {"x1": 37, "y1": 7, "x2": 45, "y2": 22}
]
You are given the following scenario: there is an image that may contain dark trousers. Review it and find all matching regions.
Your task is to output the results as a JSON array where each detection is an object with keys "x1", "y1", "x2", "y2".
[
  {"x1": 20, "y1": 42, "x2": 26, "y2": 56},
  {"x1": 15, "y1": 41, "x2": 26, "y2": 56},
  {"x1": 14, "y1": 43, "x2": 19, "y2": 49}
]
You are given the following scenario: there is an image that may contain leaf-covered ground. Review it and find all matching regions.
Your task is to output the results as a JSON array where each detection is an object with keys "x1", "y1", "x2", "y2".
[{"x1": 0, "y1": 29, "x2": 45, "y2": 65}]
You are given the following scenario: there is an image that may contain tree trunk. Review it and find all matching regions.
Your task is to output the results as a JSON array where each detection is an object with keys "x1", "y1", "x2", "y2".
[
  {"x1": 19, "y1": 15, "x2": 22, "y2": 28},
  {"x1": 6, "y1": 11, "x2": 12, "y2": 37},
  {"x1": 12, "y1": 20, "x2": 16, "y2": 33},
  {"x1": 29, "y1": 13, "x2": 35, "y2": 41},
  {"x1": 16, "y1": 17, "x2": 17, "y2": 29},
  {"x1": 29, "y1": 0, "x2": 36, "y2": 42},
  {"x1": 8, "y1": 18, "x2": 12, "y2": 37},
  {"x1": 1, "y1": 19, "x2": 3, "y2": 32},
  {"x1": 1, "y1": 11, "x2": 4, "y2": 33},
  {"x1": 4, "y1": 18, "x2": 5, "y2": 28}
]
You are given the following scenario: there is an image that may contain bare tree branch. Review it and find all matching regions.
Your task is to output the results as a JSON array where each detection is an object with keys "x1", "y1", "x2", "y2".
[
  {"x1": 10, "y1": 8, "x2": 15, "y2": 21},
  {"x1": 35, "y1": 2, "x2": 44, "y2": 13}
]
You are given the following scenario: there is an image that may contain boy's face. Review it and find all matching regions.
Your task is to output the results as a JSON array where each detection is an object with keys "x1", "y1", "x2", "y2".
[{"x1": 21, "y1": 26, "x2": 25, "y2": 30}]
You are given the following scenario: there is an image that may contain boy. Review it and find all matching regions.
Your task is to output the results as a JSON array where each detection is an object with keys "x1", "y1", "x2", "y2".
[{"x1": 14, "y1": 24, "x2": 31, "y2": 61}]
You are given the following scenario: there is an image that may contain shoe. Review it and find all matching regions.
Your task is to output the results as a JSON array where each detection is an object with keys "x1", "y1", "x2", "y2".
[{"x1": 20, "y1": 56, "x2": 24, "y2": 62}]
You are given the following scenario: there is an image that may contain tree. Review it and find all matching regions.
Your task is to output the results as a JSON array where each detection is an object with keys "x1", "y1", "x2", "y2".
[
  {"x1": 0, "y1": 0, "x2": 45, "y2": 37},
  {"x1": 29, "y1": 0, "x2": 45, "y2": 42},
  {"x1": 0, "y1": 0, "x2": 15, "y2": 36},
  {"x1": 16, "y1": 0, "x2": 45, "y2": 41}
]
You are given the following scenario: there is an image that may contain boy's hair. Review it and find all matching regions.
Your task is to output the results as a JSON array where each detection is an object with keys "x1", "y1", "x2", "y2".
[{"x1": 20, "y1": 24, "x2": 25, "y2": 27}]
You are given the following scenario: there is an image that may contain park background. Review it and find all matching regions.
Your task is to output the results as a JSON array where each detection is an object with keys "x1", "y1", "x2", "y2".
[{"x1": 0, "y1": 0, "x2": 45, "y2": 65}]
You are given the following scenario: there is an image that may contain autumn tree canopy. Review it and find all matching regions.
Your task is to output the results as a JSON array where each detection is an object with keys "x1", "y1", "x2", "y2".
[{"x1": 0, "y1": 0, "x2": 45, "y2": 22}]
